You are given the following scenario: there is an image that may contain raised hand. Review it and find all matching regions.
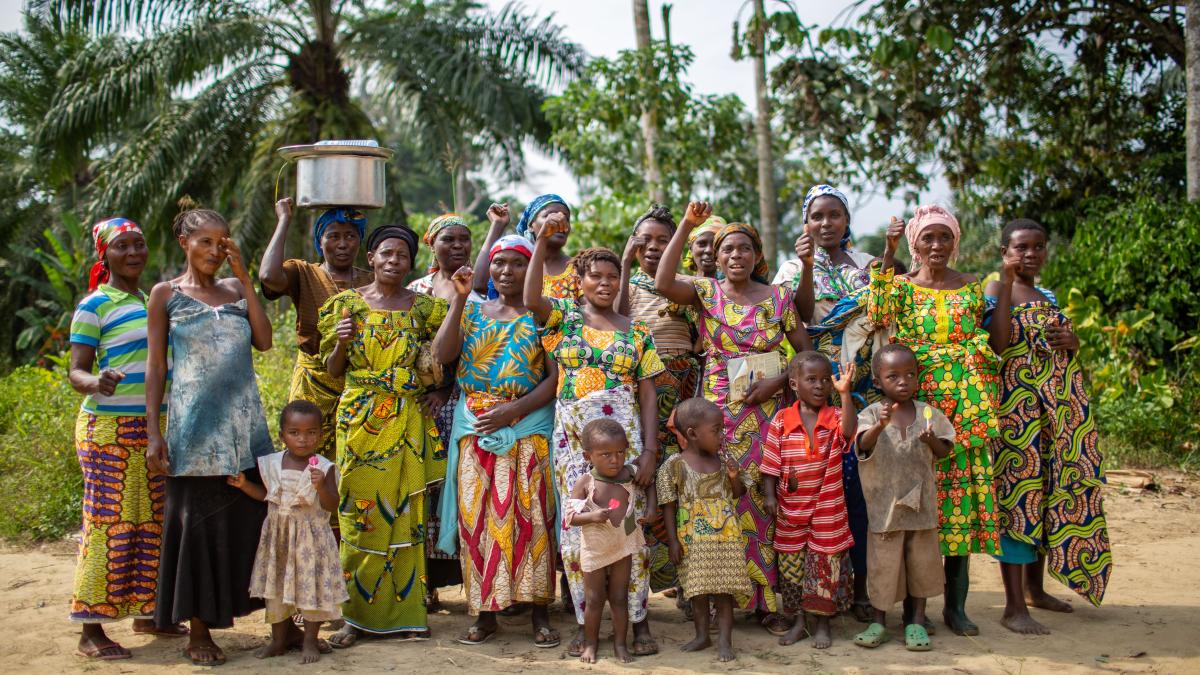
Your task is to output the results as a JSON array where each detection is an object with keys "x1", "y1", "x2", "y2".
[
  {"x1": 623, "y1": 233, "x2": 647, "y2": 264},
  {"x1": 884, "y1": 216, "x2": 906, "y2": 256},
  {"x1": 336, "y1": 307, "x2": 356, "y2": 345},
  {"x1": 275, "y1": 197, "x2": 294, "y2": 223},
  {"x1": 879, "y1": 401, "x2": 898, "y2": 426},
  {"x1": 1000, "y1": 254, "x2": 1022, "y2": 286},
  {"x1": 96, "y1": 369, "x2": 125, "y2": 397},
  {"x1": 538, "y1": 211, "x2": 569, "y2": 239},
  {"x1": 832, "y1": 368, "x2": 854, "y2": 395},
  {"x1": 221, "y1": 236, "x2": 248, "y2": 280},
  {"x1": 680, "y1": 201, "x2": 713, "y2": 230},
  {"x1": 486, "y1": 202, "x2": 510, "y2": 229},
  {"x1": 795, "y1": 232, "x2": 815, "y2": 266},
  {"x1": 450, "y1": 265, "x2": 474, "y2": 297}
]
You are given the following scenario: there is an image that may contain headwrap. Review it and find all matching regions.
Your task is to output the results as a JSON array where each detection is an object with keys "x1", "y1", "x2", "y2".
[
  {"x1": 713, "y1": 222, "x2": 770, "y2": 284},
  {"x1": 422, "y1": 213, "x2": 467, "y2": 273},
  {"x1": 802, "y1": 184, "x2": 853, "y2": 247},
  {"x1": 366, "y1": 224, "x2": 418, "y2": 259},
  {"x1": 313, "y1": 208, "x2": 367, "y2": 258},
  {"x1": 682, "y1": 216, "x2": 725, "y2": 273},
  {"x1": 515, "y1": 193, "x2": 569, "y2": 239},
  {"x1": 906, "y1": 204, "x2": 961, "y2": 267},
  {"x1": 88, "y1": 217, "x2": 143, "y2": 291},
  {"x1": 489, "y1": 234, "x2": 534, "y2": 261}
]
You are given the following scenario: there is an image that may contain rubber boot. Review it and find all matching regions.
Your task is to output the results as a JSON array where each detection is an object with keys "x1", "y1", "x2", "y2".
[{"x1": 942, "y1": 556, "x2": 979, "y2": 636}]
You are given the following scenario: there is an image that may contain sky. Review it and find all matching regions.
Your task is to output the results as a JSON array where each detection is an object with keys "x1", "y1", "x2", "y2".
[{"x1": 0, "y1": 0, "x2": 950, "y2": 238}]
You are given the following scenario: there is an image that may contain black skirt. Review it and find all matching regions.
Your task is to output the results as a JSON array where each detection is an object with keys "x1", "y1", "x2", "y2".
[{"x1": 154, "y1": 470, "x2": 267, "y2": 629}]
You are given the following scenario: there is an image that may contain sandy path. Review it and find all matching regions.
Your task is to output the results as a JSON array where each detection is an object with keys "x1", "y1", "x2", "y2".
[{"x1": 4, "y1": 473, "x2": 1198, "y2": 674}]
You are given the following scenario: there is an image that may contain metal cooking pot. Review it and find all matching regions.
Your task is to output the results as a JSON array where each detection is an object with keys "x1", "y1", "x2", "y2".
[{"x1": 278, "y1": 141, "x2": 395, "y2": 209}]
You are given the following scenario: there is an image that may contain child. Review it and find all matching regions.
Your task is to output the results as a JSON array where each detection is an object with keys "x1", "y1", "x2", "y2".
[
  {"x1": 762, "y1": 351, "x2": 856, "y2": 649},
  {"x1": 228, "y1": 400, "x2": 348, "y2": 664},
  {"x1": 564, "y1": 419, "x2": 652, "y2": 664},
  {"x1": 852, "y1": 344, "x2": 954, "y2": 651},
  {"x1": 657, "y1": 397, "x2": 752, "y2": 662}
]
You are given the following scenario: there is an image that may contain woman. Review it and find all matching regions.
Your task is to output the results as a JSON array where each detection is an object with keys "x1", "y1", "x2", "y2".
[
  {"x1": 145, "y1": 207, "x2": 274, "y2": 666},
  {"x1": 320, "y1": 224, "x2": 447, "y2": 647},
  {"x1": 986, "y1": 219, "x2": 1111, "y2": 635},
  {"x1": 260, "y1": 199, "x2": 372, "y2": 466},
  {"x1": 682, "y1": 215, "x2": 723, "y2": 279},
  {"x1": 406, "y1": 213, "x2": 473, "y2": 603},
  {"x1": 616, "y1": 205, "x2": 702, "y2": 594},
  {"x1": 525, "y1": 215, "x2": 664, "y2": 657},
  {"x1": 67, "y1": 218, "x2": 187, "y2": 660},
  {"x1": 516, "y1": 194, "x2": 580, "y2": 300},
  {"x1": 431, "y1": 235, "x2": 561, "y2": 647},
  {"x1": 772, "y1": 185, "x2": 879, "y2": 621},
  {"x1": 655, "y1": 202, "x2": 812, "y2": 636},
  {"x1": 866, "y1": 204, "x2": 1010, "y2": 637}
]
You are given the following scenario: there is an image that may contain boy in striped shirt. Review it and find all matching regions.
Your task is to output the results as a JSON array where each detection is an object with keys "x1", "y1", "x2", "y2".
[{"x1": 762, "y1": 351, "x2": 856, "y2": 649}]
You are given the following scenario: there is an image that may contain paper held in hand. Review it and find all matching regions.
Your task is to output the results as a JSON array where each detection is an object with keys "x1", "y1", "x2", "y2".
[{"x1": 727, "y1": 352, "x2": 785, "y2": 403}]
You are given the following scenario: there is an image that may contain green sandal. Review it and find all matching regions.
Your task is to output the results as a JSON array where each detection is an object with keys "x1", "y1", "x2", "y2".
[
  {"x1": 905, "y1": 624, "x2": 932, "y2": 652},
  {"x1": 854, "y1": 622, "x2": 890, "y2": 648}
]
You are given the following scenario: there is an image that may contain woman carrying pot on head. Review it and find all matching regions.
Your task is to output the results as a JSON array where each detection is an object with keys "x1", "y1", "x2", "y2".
[
  {"x1": 68, "y1": 218, "x2": 189, "y2": 660},
  {"x1": 259, "y1": 199, "x2": 372, "y2": 474},
  {"x1": 319, "y1": 224, "x2": 448, "y2": 648},
  {"x1": 655, "y1": 202, "x2": 813, "y2": 637}
]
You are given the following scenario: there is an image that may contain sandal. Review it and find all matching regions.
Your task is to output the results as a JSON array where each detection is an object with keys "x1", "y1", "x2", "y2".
[
  {"x1": 532, "y1": 626, "x2": 560, "y2": 649},
  {"x1": 76, "y1": 642, "x2": 132, "y2": 661},
  {"x1": 760, "y1": 613, "x2": 792, "y2": 637},
  {"x1": 456, "y1": 625, "x2": 496, "y2": 646},
  {"x1": 631, "y1": 634, "x2": 659, "y2": 656},
  {"x1": 328, "y1": 626, "x2": 360, "y2": 650},
  {"x1": 567, "y1": 632, "x2": 585, "y2": 657},
  {"x1": 905, "y1": 624, "x2": 932, "y2": 652},
  {"x1": 854, "y1": 622, "x2": 890, "y2": 648}
]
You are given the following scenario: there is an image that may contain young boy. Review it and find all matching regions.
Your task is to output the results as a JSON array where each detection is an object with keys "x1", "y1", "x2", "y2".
[
  {"x1": 762, "y1": 351, "x2": 856, "y2": 649},
  {"x1": 853, "y1": 343, "x2": 955, "y2": 652}
]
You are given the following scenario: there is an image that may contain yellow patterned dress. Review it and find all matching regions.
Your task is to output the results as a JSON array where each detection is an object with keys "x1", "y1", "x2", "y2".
[
  {"x1": 318, "y1": 290, "x2": 447, "y2": 635},
  {"x1": 866, "y1": 266, "x2": 1000, "y2": 555}
]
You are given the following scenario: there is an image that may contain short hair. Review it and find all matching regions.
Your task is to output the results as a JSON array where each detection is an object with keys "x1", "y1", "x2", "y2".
[
  {"x1": 634, "y1": 204, "x2": 677, "y2": 235},
  {"x1": 1000, "y1": 218, "x2": 1048, "y2": 246},
  {"x1": 871, "y1": 342, "x2": 918, "y2": 374},
  {"x1": 279, "y1": 399, "x2": 323, "y2": 429},
  {"x1": 672, "y1": 397, "x2": 722, "y2": 436},
  {"x1": 573, "y1": 246, "x2": 621, "y2": 277},
  {"x1": 581, "y1": 418, "x2": 627, "y2": 449},
  {"x1": 788, "y1": 350, "x2": 832, "y2": 377}
]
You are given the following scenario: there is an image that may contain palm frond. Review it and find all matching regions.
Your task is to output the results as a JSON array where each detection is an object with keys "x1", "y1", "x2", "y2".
[{"x1": 31, "y1": 0, "x2": 240, "y2": 34}]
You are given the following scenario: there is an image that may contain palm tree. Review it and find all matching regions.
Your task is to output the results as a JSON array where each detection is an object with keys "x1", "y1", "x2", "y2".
[{"x1": 32, "y1": 0, "x2": 584, "y2": 249}]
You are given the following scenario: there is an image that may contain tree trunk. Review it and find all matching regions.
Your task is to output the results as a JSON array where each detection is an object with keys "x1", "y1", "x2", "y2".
[
  {"x1": 633, "y1": 0, "x2": 665, "y2": 204},
  {"x1": 752, "y1": 0, "x2": 780, "y2": 260},
  {"x1": 1187, "y1": 0, "x2": 1200, "y2": 200}
]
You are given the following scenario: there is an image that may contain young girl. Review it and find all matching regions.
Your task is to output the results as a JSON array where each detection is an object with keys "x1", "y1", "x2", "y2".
[
  {"x1": 565, "y1": 419, "x2": 649, "y2": 664},
  {"x1": 762, "y1": 352, "x2": 856, "y2": 649},
  {"x1": 145, "y1": 205, "x2": 273, "y2": 666},
  {"x1": 986, "y1": 219, "x2": 1111, "y2": 634},
  {"x1": 657, "y1": 397, "x2": 752, "y2": 663}
]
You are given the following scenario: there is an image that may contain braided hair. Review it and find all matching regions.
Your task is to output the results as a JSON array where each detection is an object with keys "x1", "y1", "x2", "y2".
[
  {"x1": 171, "y1": 196, "x2": 228, "y2": 239},
  {"x1": 634, "y1": 204, "x2": 676, "y2": 235}
]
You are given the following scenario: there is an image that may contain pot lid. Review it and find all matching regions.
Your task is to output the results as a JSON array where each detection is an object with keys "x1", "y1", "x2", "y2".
[{"x1": 278, "y1": 140, "x2": 394, "y2": 161}]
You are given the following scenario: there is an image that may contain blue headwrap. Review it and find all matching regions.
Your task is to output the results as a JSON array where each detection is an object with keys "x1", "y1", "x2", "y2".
[
  {"x1": 515, "y1": 194, "x2": 568, "y2": 239},
  {"x1": 802, "y1": 185, "x2": 852, "y2": 247},
  {"x1": 314, "y1": 208, "x2": 367, "y2": 257}
]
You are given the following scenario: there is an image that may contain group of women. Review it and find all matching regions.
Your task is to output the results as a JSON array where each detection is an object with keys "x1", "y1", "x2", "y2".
[{"x1": 65, "y1": 184, "x2": 1111, "y2": 664}]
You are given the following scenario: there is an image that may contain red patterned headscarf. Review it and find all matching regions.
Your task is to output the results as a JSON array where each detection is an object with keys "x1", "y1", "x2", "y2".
[{"x1": 89, "y1": 218, "x2": 143, "y2": 291}]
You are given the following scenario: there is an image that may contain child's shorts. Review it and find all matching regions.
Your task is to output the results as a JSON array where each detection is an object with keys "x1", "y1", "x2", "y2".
[{"x1": 866, "y1": 528, "x2": 943, "y2": 611}]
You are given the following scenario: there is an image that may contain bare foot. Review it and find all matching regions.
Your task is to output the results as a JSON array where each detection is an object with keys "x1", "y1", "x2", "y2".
[
  {"x1": 186, "y1": 639, "x2": 227, "y2": 666},
  {"x1": 717, "y1": 634, "x2": 736, "y2": 662},
  {"x1": 680, "y1": 634, "x2": 712, "y2": 652},
  {"x1": 1027, "y1": 590, "x2": 1073, "y2": 613},
  {"x1": 579, "y1": 642, "x2": 597, "y2": 664},
  {"x1": 615, "y1": 643, "x2": 633, "y2": 663},
  {"x1": 811, "y1": 619, "x2": 832, "y2": 649},
  {"x1": 256, "y1": 636, "x2": 290, "y2": 659},
  {"x1": 778, "y1": 620, "x2": 808, "y2": 646},
  {"x1": 1001, "y1": 611, "x2": 1051, "y2": 635},
  {"x1": 132, "y1": 618, "x2": 189, "y2": 637},
  {"x1": 299, "y1": 640, "x2": 321, "y2": 664}
]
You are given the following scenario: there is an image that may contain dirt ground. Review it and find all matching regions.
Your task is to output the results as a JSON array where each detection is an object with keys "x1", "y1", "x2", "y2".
[{"x1": 4, "y1": 472, "x2": 1198, "y2": 674}]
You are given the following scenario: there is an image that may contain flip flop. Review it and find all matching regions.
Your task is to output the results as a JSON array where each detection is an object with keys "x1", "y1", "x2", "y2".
[
  {"x1": 75, "y1": 643, "x2": 131, "y2": 661},
  {"x1": 631, "y1": 635, "x2": 659, "y2": 656},
  {"x1": 760, "y1": 613, "x2": 792, "y2": 637},
  {"x1": 456, "y1": 625, "x2": 496, "y2": 646},
  {"x1": 567, "y1": 633, "x2": 585, "y2": 657},
  {"x1": 532, "y1": 626, "x2": 560, "y2": 649},
  {"x1": 854, "y1": 622, "x2": 890, "y2": 648},
  {"x1": 327, "y1": 627, "x2": 360, "y2": 650},
  {"x1": 905, "y1": 623, "x2": 932, "y2": 652}
]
